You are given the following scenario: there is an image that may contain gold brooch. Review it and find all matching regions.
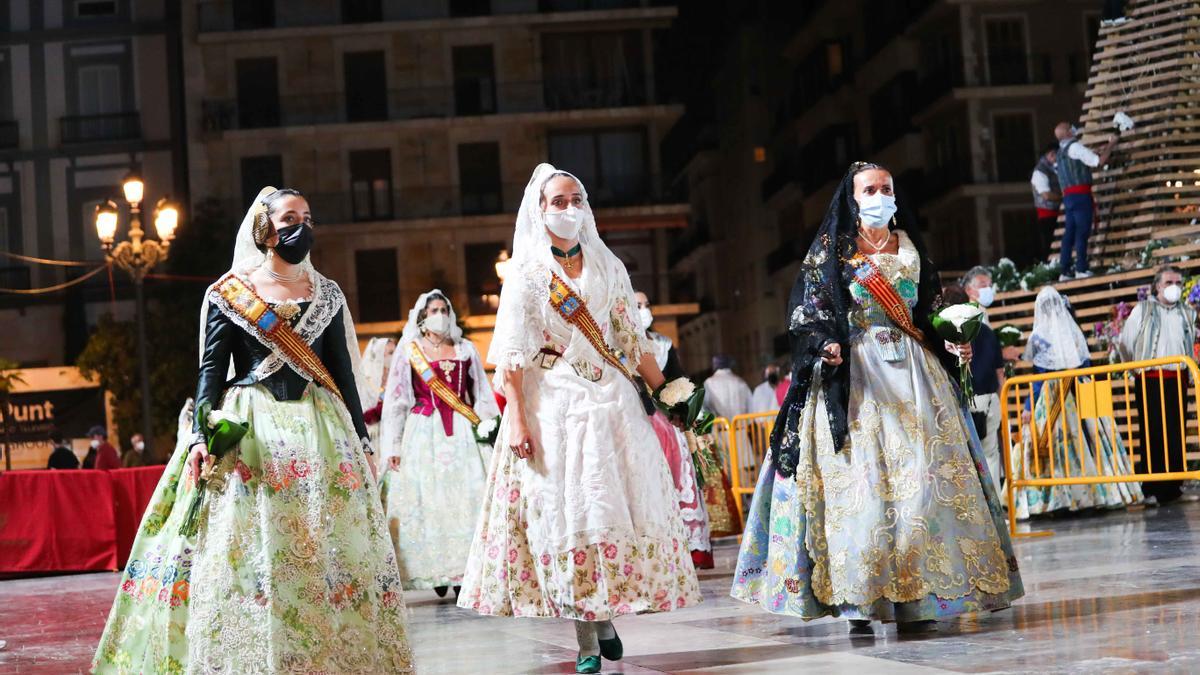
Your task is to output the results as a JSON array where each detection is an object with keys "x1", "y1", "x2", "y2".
[{"x1": 274, "y1": 300, "x2": 301, "y2": 321}]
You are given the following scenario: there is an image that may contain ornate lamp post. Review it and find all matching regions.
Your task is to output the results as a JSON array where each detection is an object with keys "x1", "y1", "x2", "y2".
[{"x1": 94, "y1": 172, "x2": 181, "y2": 461}]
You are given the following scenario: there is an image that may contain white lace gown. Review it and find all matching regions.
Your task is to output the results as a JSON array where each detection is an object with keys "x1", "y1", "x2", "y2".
[{"x1": 457, "y1": 255, "x2": 702, "y2": 619}]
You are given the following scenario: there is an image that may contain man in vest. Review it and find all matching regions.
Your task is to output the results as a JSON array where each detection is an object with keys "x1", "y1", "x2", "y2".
[
  {"x1": 1053, "y1": 122, "x2": 1117, "y2": 280},
  {"x1": 1029, "y1": 142, "x2": 1061, "y2": 265}
]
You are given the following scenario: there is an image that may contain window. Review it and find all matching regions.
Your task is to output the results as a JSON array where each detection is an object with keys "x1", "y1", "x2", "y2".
[
  {"x1": 542, "y1": 31, "x2": 645, "y2": 109},
  {"x1": 453, "y1": 45, "x2": 496, "y2": 116},
  {"x1": 349, "y1": 149, "x2": 393, "y2": 221},
  {"x1": 355, "y1": 249, "x2": 400, "y2": 322},
  {"x1": 983, "y1": 17, "x2": 1029, "y2": 85},
  {"x1": 77, "y1": 64, "x2": 121, "y2": 116},
  {"x1": 548, "y1": 127, "x2": 649, "y2": 207},
  {"x1": 240, "y1": 155, "x2": 283, "y2": 209},
  {"x1": 457, "y1": 142, "x2": 502, "y2": 215},
  {"x1": 233, "y1": 0, "x2": 274, "y2": 30},
  {"x1": 465, "y1": 241, "x2": 506, "y2": 315},
  {"x1": 992, "y1": 112, "x2": 1035, "y2": 182},
  {"x1": 235, "y1": 58, "x2": 280, "y2": 129},
  {"x1": 342, "y1": 0, "x2": 382, "y2": 22},
  {"x1": 344, "y1": 51, "x2": 387, "y2": 122},
  {"x1": 75, "y1": 0, "x2": 117, "y2": 17}
]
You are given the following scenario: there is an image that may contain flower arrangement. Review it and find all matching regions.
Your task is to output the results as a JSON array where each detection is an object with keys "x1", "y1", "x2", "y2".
[
  {"x1": 985, "y1": 258, "x2": 1063, "y2": 292},
  {"x1": 930, "y1": 302, "x2": 986, "y2": 405},
  {"x1": 652, "y1": 378, "x2": 715, "y2": 436},
  {"x1": 473, "y1": 415, "x2": 501, "y2": 446},
  {"x1": 1092, "y1": 301, "x2": 1134, "y2": 364},
  {"x1": 995, "y1": 324, "x2": 1022, "y2": 378},
  {"x1": 179, "y1": 403, "x2": 249, "y2": 537}
]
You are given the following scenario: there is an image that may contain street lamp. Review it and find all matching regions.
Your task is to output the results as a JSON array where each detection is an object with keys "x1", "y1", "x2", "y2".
[{"x1": 94, "y1": 171, "x2": 182, "y2": 462}]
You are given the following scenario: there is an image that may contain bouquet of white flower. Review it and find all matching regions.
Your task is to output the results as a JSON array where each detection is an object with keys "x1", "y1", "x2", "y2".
[
  {"x1": 996, "y1": 324, "x2": 1022, "y2": 378},
  {"x1": 473, "y1": 415, "x2": 501, "y2": 446},
  {"x1": 180, "y1": 403, "x2": 249, "y2": 537},
  {"x1": 930, "y1": 302, "x2": 986, "y2": 407},
  {"x1": 652, "y1": 378, "x2": 715, "y2": 435}
]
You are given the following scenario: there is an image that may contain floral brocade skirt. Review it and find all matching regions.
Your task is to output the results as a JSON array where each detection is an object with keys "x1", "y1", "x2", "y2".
[
  {"x1": 380, "y1": 411, "x2": 489, "y2": 589},
  {"x1": 457, "y1": 365, "x2": 701, "y2": 620},
  {"x1": 731, "y1": 336, "x2": 1024, "y2": 622},
  {"x1": 92, "y1": 383, "x2": 413, "y2": 674}
]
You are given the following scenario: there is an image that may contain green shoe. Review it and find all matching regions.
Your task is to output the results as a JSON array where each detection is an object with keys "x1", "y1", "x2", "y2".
[
  {"x1": 598, "y1": 628, "x2": 623, "y2": 661},
  {"x1": 576, "y1": 654, "x2": 601, "y2": 674}
]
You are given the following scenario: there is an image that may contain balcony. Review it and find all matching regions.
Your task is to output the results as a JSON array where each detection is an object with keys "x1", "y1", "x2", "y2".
[
  {"x1": 202, "y1": 79, "x2": 666, "y2": 132},
  {"x1": 296, "y1": 174, "x2": 680, "y2": 224},
  {"x1": 668, "y1": 221, "x2": 711, "y2": 267},
  {"x1": 60, "y1": 112, "x2": 141, "y2": 144},
  {"x1": 0, "y1": 120, "x2": 17, "y2": 149},
  {"x1": 197, "y1": 0, "x2": 659, "y2": 32},
  {"x1": 981, "y1": 53, "x2": 1052, "y2": 87}
]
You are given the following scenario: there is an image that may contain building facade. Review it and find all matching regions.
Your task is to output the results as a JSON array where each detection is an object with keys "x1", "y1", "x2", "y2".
[
  {"x1": 183, "y1": 0, "x2": 687, "y2": 331},
  {"x1": 668, "y1": 0, "x2": 1102, "y2": 379},
  {"x1": 0, "y1": 0, "x2": 187, "y2": 366}
]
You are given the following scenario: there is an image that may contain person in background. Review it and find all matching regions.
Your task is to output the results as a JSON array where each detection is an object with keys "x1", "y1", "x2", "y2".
[
  {"x1": 774, "y1": 372, "x2": 790, "y2": 406},
  {"x1": 961, "y1": 265, "x2": 997, "y2": 324},
  {"x1": 703, "y1": 355, "x2": 752, "y2": 421},
  {"x1": 1053, "y1": 121, "x2": 1118, "y2": 281},
  {"x1": 942, "y1": 285, "x2": 1005, "y2": 493},
  {"x1": 750, "y1": 364, "x2": 781, "y2": 413},
  {"x1": 83, "y1": 425, "x2": 120, "y2": 470},
  {"x1": 46, "y1": 430, "x2": 80, "y2": 470},
  {"x1": 1029, "y1": 143, "x2": 1061, "y2": 266},
  {"x1": 1119, "y1": 264, "x2": 1197, "y2": 505},
  {"x1": 122, "y1": 433, "x2": 146, "y2": 468}
]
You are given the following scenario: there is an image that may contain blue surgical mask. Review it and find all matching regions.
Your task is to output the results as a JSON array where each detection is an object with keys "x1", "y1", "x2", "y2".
[
  {"x1": 977, "y1": 286, "x2": 995, "y2": 307},
  {"x1": 857, "y1": 193, "x2": 897, "y2": 229}
]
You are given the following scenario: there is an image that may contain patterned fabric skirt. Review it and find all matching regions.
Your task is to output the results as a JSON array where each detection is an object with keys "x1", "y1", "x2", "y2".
[
  {"x1": 381, "y1": 411, "x2": 489, "y2": 589},
  {"x1": 650, "y1": 412, "x2": 713, "y2": 563},
  {"x1": 1009, "y1": 378, "x2": 1142, "y2": 520},
  {"x1": 92, "y1": 384, "x2": 413, "y2": 674},
  {"x1": 731, "y1": 337, "x2": 1024, "y2": 622},
  {"x1": 457, "y1": 365, "x2": 701, "y2": 620},
  {"x1": 695, "y1": 433, "x2": 742, "y2": 538}
]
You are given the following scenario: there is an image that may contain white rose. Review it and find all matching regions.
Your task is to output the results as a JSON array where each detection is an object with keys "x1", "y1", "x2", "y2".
[
  {"x1": 938, "y1": 303, "x2": 985, "y2": 330},
  {"x1": 659, "y1": 378, "x2": 696, "y2": 407},
  {"x1": 477, "y1": 417, "x2": 498, "y2": 437},
  {"x1": 207, "y1": 409, "x2": 245, "y2": 428}
]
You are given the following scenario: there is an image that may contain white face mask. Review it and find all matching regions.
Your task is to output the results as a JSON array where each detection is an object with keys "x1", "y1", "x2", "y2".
[
  {"x1": 976, "y1": 286, "x2": 995, "y2": 308},
  {"x1": 545, "y1": 207, "x2": 583, "y2": 240},
  {"x1": 90, "y1": 439, "x2": 101, "y2": 449},
  {"x1": 134, "y1": 441, "x2": 145, "y2": 452},
  {"x1": 638, "y1": 307, "x2": 653, "y2": 329},
  {"x1": 1162, "y1": 284, "x2": 1182, "y2": 304},
  {"x1": 856, "y1": 193, "x2": 897, "y2": 229},
  {"x1": 422, "y1": 312, "x2": 451, "y2": 335}
]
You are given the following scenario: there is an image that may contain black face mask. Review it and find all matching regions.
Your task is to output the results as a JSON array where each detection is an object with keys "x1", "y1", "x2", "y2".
[
  {"x1": 273, "y1": 223, "x2": 313, "y2": 265},
  {"x1": 767, "y1": 373, "x2": 780, "y2": 387}
]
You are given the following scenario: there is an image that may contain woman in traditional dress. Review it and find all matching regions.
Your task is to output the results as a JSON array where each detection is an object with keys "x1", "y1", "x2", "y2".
[
  {"x1": 91, "y1": 187, "x2": 413, "y2": 674},
  {"x1": 458, "y1": 164, "x2": 701, "y2": 674},
  {"x1": 1008, "y1": 286, "x2": 1142, "y2": 519},
  {"x1": 634, "y1": 290, "x2": 714, "y2": 568},
  {"x1": 379, "y1": 289, "x2": 499, "y2": 596},
  {"x1": 360, "y1": 336, "x2": 396, "y2": 454},
  {"x1": 731, "y1": 162, "x2": 1024, "y2": 634}
]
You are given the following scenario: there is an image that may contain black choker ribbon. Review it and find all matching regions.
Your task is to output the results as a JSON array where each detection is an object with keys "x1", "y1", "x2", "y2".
[{"x1": 550, "y1": 243, "x2": 582, "y2": 259}]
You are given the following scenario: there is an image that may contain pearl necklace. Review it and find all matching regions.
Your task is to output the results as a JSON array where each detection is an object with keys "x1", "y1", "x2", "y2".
[
  {"x1": 857, "y1": 228, "x2": 892, "y2": 253},
  {"x1": 263, "y1": 263, "x2": 305, "y2": 283}
]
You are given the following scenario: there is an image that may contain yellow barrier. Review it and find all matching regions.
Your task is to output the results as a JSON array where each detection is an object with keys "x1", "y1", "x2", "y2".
[
  {"x1": 712, "y1": 411, "x2": 776, "y2": 528},
  {"x1": 1000, "y1": 355, "x2": 1200, "y2": 539}
]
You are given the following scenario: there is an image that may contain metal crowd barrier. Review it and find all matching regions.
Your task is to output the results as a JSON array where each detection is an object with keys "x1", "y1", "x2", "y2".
[
  {"x1": 711, "y1": 412, "x2": 776, "y2": 528},
  {"x1": 999, "y1": 355, "x2": 1200, "y2": 539}
]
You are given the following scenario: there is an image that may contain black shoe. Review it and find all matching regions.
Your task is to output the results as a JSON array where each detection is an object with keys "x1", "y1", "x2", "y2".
[
  {"x1": 848, "y1": 619, "x2": 873, "y2": 635},
  {"x1": 434, "y1": 586, "x2": 448, "y2": 598},
  {"x1": 598, "y1": 626, "x2": 623, "y2": 661},
  {"x1": 453, "y1": 585, "x2": 462, "y2": 599}
]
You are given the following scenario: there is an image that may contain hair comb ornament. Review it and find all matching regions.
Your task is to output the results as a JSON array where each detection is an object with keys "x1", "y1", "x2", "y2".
[{"x1": 251, "y1": 200, "x2": 272, "y2": 245}]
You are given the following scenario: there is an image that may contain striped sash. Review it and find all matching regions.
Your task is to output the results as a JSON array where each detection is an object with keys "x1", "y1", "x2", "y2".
[
  {"x1": 406, "y1": 341, "x2": 481, "y2": 426},
  {"x1": 848, "y1": 254, "x2": 929, "y2": 348},
  {"x1": 547, "y1": 271, "x2": 640, "y2": 389},
  {"x1": 214, "y1": 273, "x2": 343, "y2": 401}
]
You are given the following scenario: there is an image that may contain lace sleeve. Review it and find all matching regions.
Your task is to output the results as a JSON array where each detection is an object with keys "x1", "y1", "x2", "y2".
[
  {"x1": 379, "y1": 343, "x2": 415, "y2": 462},
  {"x1": 487, "y1": 265, "x2": 544, "y2": 378},
  {"x1": 609, "y1": 258, "x2": 652, "y2": 364},
  {"x1": 465, "y1": 340, "x2": 501, "y2": 420}
]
